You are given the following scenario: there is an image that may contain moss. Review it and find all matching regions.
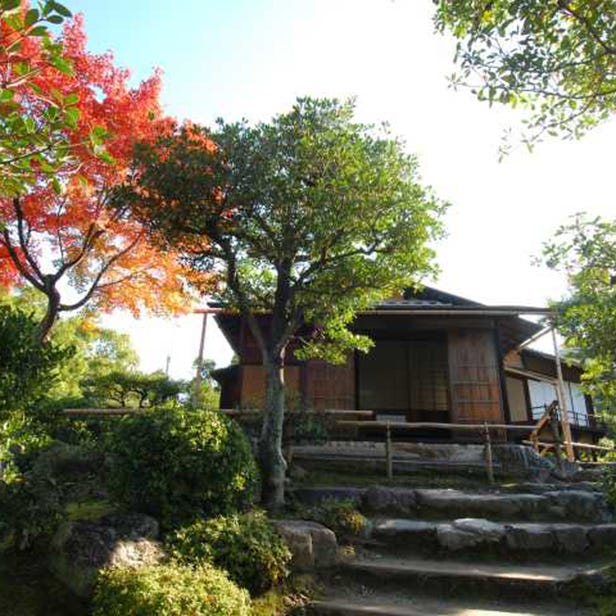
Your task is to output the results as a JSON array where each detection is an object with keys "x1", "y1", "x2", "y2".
[{"x1": 65, "y1": 499, "x2": 116, "y2": 522}]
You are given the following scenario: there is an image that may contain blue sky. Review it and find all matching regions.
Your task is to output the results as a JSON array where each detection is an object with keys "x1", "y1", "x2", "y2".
[{"x1": 65, "y1": 1, "x2": 616, "y2": 378}]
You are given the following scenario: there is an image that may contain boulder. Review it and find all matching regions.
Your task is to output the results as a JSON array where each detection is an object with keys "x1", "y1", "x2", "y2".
[
  {"x1": 48, "y1": 513, "x2": 162, "y2": 598},
  {"x1": 416, "y1": 489, "x2": 546, "y2": 519},
  {"x1": 551, "y1": 524, "x2": 589, "y2": 553},
  {"x1": 362, "y1": 487, "x2": 417, "y2": 515},
  {"x1": 436, "y1": 518, "x2": 505, "y2": 551},
  {"x1": 274, "y1": 519, "x2": 337, "y2": 571},
  {"x1": 505, "y1": 523, "x2": 554, "y2": 551},
  {"x1": 588, "y1": 524, "x2": 616, "y2": 549},
  {"x1": 371, "y1": 519, "x2": 435, "y2": 545},
  {"x1": 545, "y1": 490, "x2": 609, "y2": 522}
]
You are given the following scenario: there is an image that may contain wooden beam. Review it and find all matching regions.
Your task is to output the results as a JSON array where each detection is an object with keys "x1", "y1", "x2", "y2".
[
  {"x1": 522, "y1": 439, "x2": 615, "y2": 452},
  {"x1": 63, "y1": 408, "x2": 143, "y2": 416},
  {"x1": 335, "y1": 420, "x2": 537, "y2": 431},
  {"x1": 551, "y1": 327, "x2": 575, "y2": 462}
]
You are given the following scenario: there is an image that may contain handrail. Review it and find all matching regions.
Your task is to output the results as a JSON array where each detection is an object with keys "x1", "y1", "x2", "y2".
[
  {"x1": 335, "y1": 420, "x2": 537, "y2": 431},
  {"x1": 522, "y1": 439, "x2": 615, "y2": 453}
]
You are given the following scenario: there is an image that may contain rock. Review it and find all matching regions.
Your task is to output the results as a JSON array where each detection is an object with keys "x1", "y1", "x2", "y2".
[
  {"x1": 293, "y1": 487, "x2": 364, "y2": 507},
  {"x1": 545, "y1": 490, "x2": 608, "y2": 522},
  {"x1": 452, "y1": 518, "x2": 506, "y2": 542},
  {"x1": 505, "y1": 523, "x2": 554, "y2": 551},
  {"x1": 551, "y1": 524, "x2": 589, "y2": 553},
  {"x1": 436, "y1": 518, "x2": 505, "y2": 551},
  {"x1": 274, "y1": 519, "x2": 337, "y2": 571},
  {"x1": 362, "y1": 487, "x2": 417, "y2": 515},
  {"x1": 371, "y1": 519, "x2": 435, "y2": 543},
  {"x1": 588, "y1": 524, "x2": 616, "y2": 549},
  {"x1": 99, "y1": 513, "x2": 159, "y2": 540},
  {"x1": 48, "y1": 513, "x2": 163, "y2": 598},
  {"x1": 416, "y1": 489, "x2": 546, "y2": 520}
]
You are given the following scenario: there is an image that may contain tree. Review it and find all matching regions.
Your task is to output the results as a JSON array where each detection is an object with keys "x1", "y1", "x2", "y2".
[
  {"x1": 191, "y1": 357, "x2": 220, "y2": 410},
  {"x1": 434, "y1": 0, "x2": 616, "y2": 152},
  {"x1": 0, "y1": 286, "x2": 139, "y2": 402},
  {"x1": 0, "y1": 0, "x2": 79, "y2": 195},
  {"x1": 82, "y1": 369, "x2": 185, "y2": 408},
  {"x1": 118, "y1": 97, "x2": 446, "y2": 508},
  {"x1": 543, "y1": 214, "x2": 616, "y2": 411},
  {"x1": 0, "y1": 12, "x2": 190, "y2": 341}
]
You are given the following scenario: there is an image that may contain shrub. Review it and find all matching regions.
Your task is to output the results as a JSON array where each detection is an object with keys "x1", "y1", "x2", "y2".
[
  {"x1": 305, "y1": 498, "x2": 367, "y2": 539},
  {"x1": 0, "y1": 413, "x2": 61, "y2": 550},
  {"x1": 0, "y1": 305, "x2": 69, "y2": 413},
  {"x1": 167, "y1": 510, "x2": 291, "y2": 595},
  {"x1": 106, "y1": 409, "x2": 259, "y2": 528},
  {"x1": 93, "y1": 562, "x2": 251, "y2": 616}
]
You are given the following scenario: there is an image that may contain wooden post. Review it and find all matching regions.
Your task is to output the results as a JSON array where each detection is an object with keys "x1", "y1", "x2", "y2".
[
  {"x1": 192, "y1": 312, "x2": 208, "y2": 409},
  {"x1": 484, "y1": 422, "x2": 494, "y2": 485},
  {"x1": 385, "y1": 422, "x2": 393, "y2": 479},
  {"x1": 548, "y1": 405, "x2": 565, "y2": 476},
  {"x1": 551, "y1": 327, "x2": 575, "y2": 462}
]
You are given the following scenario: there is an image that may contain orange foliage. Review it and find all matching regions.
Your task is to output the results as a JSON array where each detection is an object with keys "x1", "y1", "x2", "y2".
[{"x1": 0, "y1": 12, "x2": 200, "y2": 321}]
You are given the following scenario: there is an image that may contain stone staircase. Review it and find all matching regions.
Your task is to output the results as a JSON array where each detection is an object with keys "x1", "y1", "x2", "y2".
[{"x1": 302, "y1": 483, "x2": 615, "y2": 615}]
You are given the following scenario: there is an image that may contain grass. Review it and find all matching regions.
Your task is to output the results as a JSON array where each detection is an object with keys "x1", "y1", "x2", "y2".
[
  {"x1": 293, "y1": 466, "x2": 506, "y2": 491},
  {"x1": 251, "y1": 575, "x2": 320, "y2": 616}
]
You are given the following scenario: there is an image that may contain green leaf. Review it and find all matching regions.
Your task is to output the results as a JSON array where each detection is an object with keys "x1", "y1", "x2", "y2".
[
  {"x1": 64, "y1": 106, "x2": 80, "y2": 128},
  {"x1": 46, "y1": 14, "x2": 64, "y2": 24},
  {"x1": 64, "y1": 93, "x2": 80, "y2": 106},
  {"x1": 51, "y1": 176, "x2": 62, "y2": 194},
  {"x1": 0, "y1": 89, "x2": 15, "y2": 103},
  {"x1": 50, "y1": 1, "x2": 72, "y2": 17},
  {"x1": 25, "y1": 8, "x2": 39, "y2": 27},
  {"x1": 29, "y1": 25, "x2": 48, "y2": 37},
  {"x1": 50, "y1": 57, "x2": 73, "y2": 75},
  {"x1": 1, "y1": 0, "x2": 21, "y2": 11}
]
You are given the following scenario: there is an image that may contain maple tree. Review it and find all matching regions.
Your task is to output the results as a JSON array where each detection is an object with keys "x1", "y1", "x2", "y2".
[
  {"x1": 0, "y1": 9, "x2": 191, "y2": 340},
  {"x1": 0, "y1": 0, "x2": 78, "y2": 195}
]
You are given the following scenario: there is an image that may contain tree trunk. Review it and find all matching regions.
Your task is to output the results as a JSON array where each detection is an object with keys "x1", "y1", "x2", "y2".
[
  {"x1": 259, "y1": 351, "x2": 287, "y2": 511},
  {"x1": 37, "y1": 276, "x2": 61, "y2": 342}
]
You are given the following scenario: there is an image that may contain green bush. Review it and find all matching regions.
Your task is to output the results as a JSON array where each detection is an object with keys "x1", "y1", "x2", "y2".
[
  {"x1": 93, "y1": 562, "x2": 251, "y2": 616},
  {"x1": 0, "y1": 413, "x2": 61, "y2": 550},
  {"x1": 305, "y1": 498, "x2": 367, "y2": 539},
  {"x1": 0, "y1": 305, "x2": 69, "y2": 413},
  {"x1": 167, "y1": 510, "x2": 291, "y2": 595},
  {"x1": 106, "y1": 409, "x2": 259, "y2": 528}
]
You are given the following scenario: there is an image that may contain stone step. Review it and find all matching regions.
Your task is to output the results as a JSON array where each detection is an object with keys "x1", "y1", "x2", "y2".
[
  {"x1": 369, "y1": 517, "x2": 616, "y2": 556},
  {"x1": 310, "y1": 597, "x2": 583, "y2": 616},
  {"x1": 294, "y1": 486, "x2": 610, "y2": 523},
  {"x1": 337, "y1": 556, "x2": 608, "y2": 601}
]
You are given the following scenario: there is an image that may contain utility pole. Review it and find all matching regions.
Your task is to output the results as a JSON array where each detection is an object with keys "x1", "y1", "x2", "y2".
[{"x1": 193, "y1": 312, "x2": 208, "y2": 408}]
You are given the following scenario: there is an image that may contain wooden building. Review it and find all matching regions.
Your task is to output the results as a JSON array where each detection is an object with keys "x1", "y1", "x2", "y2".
[{"x1": 212, "y1": 287, "x2": 604, "y2": 443}]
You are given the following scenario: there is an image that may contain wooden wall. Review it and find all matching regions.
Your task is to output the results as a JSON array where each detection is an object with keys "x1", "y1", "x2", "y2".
[
  {"x1": 305, "y1": 357, "x2": 355, "y2": 410},
  {"x1": 448, "y1": 329, "x2": 504, "y2": 424},
  {"x1": 240, "y1": 365, "x2": 301, "y2": 408}
]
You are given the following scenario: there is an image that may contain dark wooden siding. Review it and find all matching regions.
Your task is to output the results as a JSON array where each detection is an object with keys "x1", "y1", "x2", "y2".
[{"x1": 305, "y1": 357, "x2": 355, "y2": 410}]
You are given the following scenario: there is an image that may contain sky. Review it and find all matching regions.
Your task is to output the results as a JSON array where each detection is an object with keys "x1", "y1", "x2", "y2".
[{"x1": 65, "y1": 0, "x2": 616, "y2": 379}]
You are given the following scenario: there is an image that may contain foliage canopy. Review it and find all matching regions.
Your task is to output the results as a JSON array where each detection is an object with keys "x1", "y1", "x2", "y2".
[
  {"x1": 543, "y1": 214, "x2": 616, "y2": 411},
  {"x1": 435, "y1": 0, "x2": 616, "y2": 152},
  {"x1": 120, "y1": 96, "x2": 445, "y2": 508}
]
